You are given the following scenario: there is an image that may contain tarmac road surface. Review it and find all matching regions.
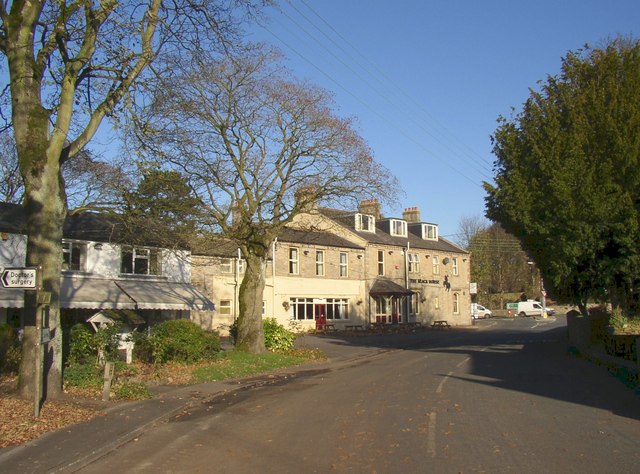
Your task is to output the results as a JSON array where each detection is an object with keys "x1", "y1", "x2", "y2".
[{"x1": 74, "y1": 316, "x2": 640, "y2": 473}]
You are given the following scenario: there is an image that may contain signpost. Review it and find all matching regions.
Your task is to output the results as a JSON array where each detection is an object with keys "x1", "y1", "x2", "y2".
[{"x1": 1, "y1": 267, "x2": 37, "y2": 289}]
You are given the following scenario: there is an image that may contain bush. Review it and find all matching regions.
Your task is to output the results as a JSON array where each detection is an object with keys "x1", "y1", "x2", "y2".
[
  {"x1": 113, "y1": 381, "x2": 152, "y2": 400},
  {"x1": 263, "y1": 318, "x2": 296, "y2": 352},
  {"x1": 68, "y1": 323, "x2": 98, "y2": 365},
  {"x1": 146, "y1": 319, "x2": 221, "y2": 364},
  {"x1": 0, "y1": 324, "x2": 21, "y2": 374},
  {"x1": 64, "y1": 363, "x2": 103, "y2": 389}
]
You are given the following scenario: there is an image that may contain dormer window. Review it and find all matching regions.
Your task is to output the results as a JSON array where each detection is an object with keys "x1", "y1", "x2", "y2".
[
  {"x1": 390, "y1": 219, "x2": 407, "y2": 237},
  {"x1": 422, "y1": 223, "x2": 438, "y2": 241},
  {"x1": 355, "y1": 213, "x2": 376, "y2": 233}
]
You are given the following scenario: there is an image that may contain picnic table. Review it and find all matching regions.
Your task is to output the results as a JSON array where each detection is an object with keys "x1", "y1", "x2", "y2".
[{"x1": 431, "y1": 320, "x2": 450, "y2": 329}]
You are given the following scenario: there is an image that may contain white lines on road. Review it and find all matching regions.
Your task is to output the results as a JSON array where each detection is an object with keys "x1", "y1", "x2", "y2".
[
  {"x1": 436, "y1": 371, "x2": 453, "y2": 393},
  {"x1": 427, "y1": 411, "x2": 437, "y2": 458},
  {"x1": 456, "y1": 356, "x2": 471, "y2": 368}
]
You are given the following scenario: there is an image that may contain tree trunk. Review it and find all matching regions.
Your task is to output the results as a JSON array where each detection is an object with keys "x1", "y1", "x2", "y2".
[
  {"x1": 19, "y1": 172, "x2": 66, "y2": 399},
  {"x1": 236, "y1": 252, "x2": 267, "y2": 353}
]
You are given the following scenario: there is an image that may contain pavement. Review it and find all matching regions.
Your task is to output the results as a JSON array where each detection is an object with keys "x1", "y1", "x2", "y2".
[{"x1": 0, "y1": 324, "x2": 636, "y2": 473}]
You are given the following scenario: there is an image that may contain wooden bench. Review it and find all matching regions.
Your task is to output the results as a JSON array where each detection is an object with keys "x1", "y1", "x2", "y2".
[
  {"x1": 316, "y1": 323, "x2": 336, "y2": 333},
  {"x1": 345, "y1": 324, "x2": 364, "y2": 332},
  {"x1": 431, "y1": 320, "x2": 450, "y2": 329}
]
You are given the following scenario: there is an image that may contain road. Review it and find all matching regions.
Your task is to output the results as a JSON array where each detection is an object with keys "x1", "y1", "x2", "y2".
[{"x1": 80, "y1": 316, "x2": 640, "y2": 473}]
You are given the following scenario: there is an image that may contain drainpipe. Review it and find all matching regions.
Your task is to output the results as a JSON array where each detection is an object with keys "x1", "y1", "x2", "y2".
[
  {"x1": 234, "y1": 248, "x2": 241, "y2": 323},
  {"x1": 405, "y1": 242, "x2": 410, "y2": 321},
  {"x1": 272, "y1": 238, "x2": 277, "y2": 318}
]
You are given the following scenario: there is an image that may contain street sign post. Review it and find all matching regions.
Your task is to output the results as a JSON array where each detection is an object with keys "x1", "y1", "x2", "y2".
[{"x1": 1, "y1": 267, "x2": 37, "y2": 289}]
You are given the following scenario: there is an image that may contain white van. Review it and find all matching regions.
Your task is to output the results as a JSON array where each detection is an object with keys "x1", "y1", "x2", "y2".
[{"x1": 515, "y1": 300, "x2": 551, "y2": 317}]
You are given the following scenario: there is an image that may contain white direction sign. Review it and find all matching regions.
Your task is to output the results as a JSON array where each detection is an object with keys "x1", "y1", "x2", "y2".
[{"x1": 1, "y1": 267, "x2": 37, "y2": 289}]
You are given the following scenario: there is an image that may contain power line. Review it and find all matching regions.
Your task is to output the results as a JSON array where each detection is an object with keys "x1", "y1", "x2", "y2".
[{"x1": 257, "y1": 3, "x2": 494, "y2": 186}]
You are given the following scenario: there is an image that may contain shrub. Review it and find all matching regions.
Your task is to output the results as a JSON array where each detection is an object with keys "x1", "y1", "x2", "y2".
[
  {"x1": 64, "y1": 363, "x2": 103, "y2": 389},
  {"x1": 0, "y1": 324, "x2": 21, "y2": 374},
  {"x1": 113, "y1": 381, "x2": 152, "y2": 400},
  {"x1": 148, "y1": 319, "x2": 221, "y2": 363},
  {"x1": 263, "y1": 318, "x2": 296, "y2": 352},
  {"x1": 68, "y1": 323, "x2": 98, "y2": 365}
]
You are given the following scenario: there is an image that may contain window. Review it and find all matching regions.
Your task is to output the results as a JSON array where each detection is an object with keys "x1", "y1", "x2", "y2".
[
  {"x1": 339, "y1": 252, "x2": 348, "y2": 277},
  {"x1": 375, "y1": 296, "x2": 388, "y2": 315},
  {"x1": 422, "y1": 224, "x2": 438, "y2": 240},
  {"x1": 432, "y1": 255, "x2": 440, "y2": 275},
  {"x1": 62, "y1": 241, "x2": 86, "y2": 271},
  {"x1": 326, "y1": 298, "x2": 349, "y2": 320},
  {"x1": 453, "y1": 293, "x2": 460, "y2": 314},
  {"x1": 291, "y1": 297, "x2": 314, "y2": 320},
  {"x1": 377, "y1": 250, "x2": 385, "y2": 276},
  {"x1": 221, "y1": 258, "x2": 232, "y2": 273},
  {"x1": 221, "y1": 257, "x2": 245, "y2": 274},
  {"x1": 408, "y1": 253, "x2": 420, "y2": 273},
  {"x1": 434, "y1": 296, "x2": 440, "y2": 310},
  {"x1": 316, "y1": 250, "x2": 325, "y2": 276},
  {"x1": 390, "y1": 219, "x2": 407, "y2": 237},
  {"x1": 289, "y1": 247, "x2": 299, "y2": 275},
  {"x1": 219, "y1": 299, "x2": 232, "y2": 315},
  {"x1": 355, "y1": 213, "x2": 375, "y2": 232},
  {"x1": 409, "y1": 293, "x2": 421, "y2": 315},
  {"x1": 452, "y1": 257, "x2": 459, "y2": 276},
  {"x1": 121, "y1": 247, "x2": 160, "y2": 275},
  {"x1": 262, "y1": 301, "x2": 266, "y2": 316}
]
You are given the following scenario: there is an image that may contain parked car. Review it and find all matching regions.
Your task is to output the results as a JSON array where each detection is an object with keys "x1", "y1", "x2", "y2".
[{"x1": 472, "y1": 303, "x2": 492, "y2": 319}]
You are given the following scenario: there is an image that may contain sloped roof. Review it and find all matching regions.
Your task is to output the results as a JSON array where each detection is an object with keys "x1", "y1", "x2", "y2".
[
  {"x1": 319, "y1": 207, "x2": 468, "y2": 255},
  {"x1": 192, "y1": 227, "x2": 365, "y2": 258},
  {"x1": 369, "y1": 278, "x2": 414, "y2": 297}
]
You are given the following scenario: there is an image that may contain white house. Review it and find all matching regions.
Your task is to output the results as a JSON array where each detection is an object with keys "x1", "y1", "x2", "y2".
[{"x1": 0, "y1": 203, "x2": 214, "y2": 330}]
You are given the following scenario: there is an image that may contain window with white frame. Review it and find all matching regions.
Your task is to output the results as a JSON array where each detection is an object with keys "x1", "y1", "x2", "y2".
[
  {"x1": 219, "y1": 299, "x2": 232, "y2": 315},
  {"x1": 121, "y1": 247, "x2": 160, "y2": 275},
  {"x1": 409, "y1": 293, "x2": 420, "y2": 315},
  {"x1": 408, "y1": 253, "x2": 420, "y2": 273},
  {"x1": 377, "y1": 250, "x2": 385, "y2": 276},
  {"x1": 289, "y1": 247, "x2": 299, "y2": 275},
  {"x1": 315, "y1": 250, "x2": 325, "y2": 276},
  {"x1": 62, "y1": 240, "x2": 87, "y2": 271},
  {"x1": 422, "y1": 223, "x2": 438, "y2": 240},
  {"x1": 390, "y1": 219, "x2": 407, "y2": 237},
  {"x1": 434, "y1": 296, "x2": 440, "y2": 310},
  {"x1": 452, "y1": 257, "x2": 459, "y2": 276},
  {"x1": 262, "y1": 301, "x2": 266, "y2": 316},
  {"x1": 290, "y1": 297, "x2": 314, "y2": 320},
  {"x1": 453, "y1": 293, "x2": 460, "y2": 314},
  {"x1": 326, "y1": 298, "x2": 349, "y2": 320},
  {"x1": 432, "y1": 255, "x2": 440, "y2": 275},
  {"x1": 339, "y1": 252, "x2": 348, "y2": 277},
  {"x1": 221, "y1": 258, "x2": 232, "y2": 273},
  {"x1": 355, "y1": 213, "x2": 375, "y2": 232}
]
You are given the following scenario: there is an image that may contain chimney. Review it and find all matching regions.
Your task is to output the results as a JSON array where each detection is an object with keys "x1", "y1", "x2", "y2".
[
  {"x1": 359, "y1": 199, "x2": 381, "y2": 219},
  {"x1": 402, "y1": 207, "x2": 421, "y2": 223},
  {"x1": 295, "y1": 186, "x2": 318, "y2": 212}
]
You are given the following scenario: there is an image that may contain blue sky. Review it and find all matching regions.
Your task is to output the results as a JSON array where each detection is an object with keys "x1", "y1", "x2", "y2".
[{"x1": 247, "y1": 0, "x2": 640, "y2": 241}]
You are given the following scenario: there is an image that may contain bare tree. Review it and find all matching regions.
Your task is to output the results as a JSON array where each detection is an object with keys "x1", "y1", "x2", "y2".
[
  {"x1": 457, "y1": 214, "x2": 489, "y2": 250},
  {"x1": 133, "y1": 49, "x2": 401, "y2": 352},
  {"x1": 0, "y1": 1, "x2": 267, "y2": 398},
  {"x1": 0, "y1": 132, "x2": 21, "y2": 203}
]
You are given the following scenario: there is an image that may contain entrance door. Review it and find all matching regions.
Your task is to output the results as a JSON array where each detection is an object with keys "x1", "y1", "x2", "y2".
[{"x1": 315, "y1": 303, "x2": 327, "y2": 329}]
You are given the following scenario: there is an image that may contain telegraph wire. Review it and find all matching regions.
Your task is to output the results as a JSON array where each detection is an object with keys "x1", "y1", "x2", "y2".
[
  {"x1": 297, "y1": 0, "x2": 494, "y2": 177},
  {"x1": 257, "y1": 3, "x2": 493, "y2": 185},
  {"x1": 257, "y1": 15, "x2": 482, "y2": 186}
]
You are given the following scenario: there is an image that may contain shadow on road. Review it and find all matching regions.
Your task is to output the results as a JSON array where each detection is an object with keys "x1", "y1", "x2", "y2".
[{"x1": 295, "y1": 318, "x2": 640, "y2": 421}]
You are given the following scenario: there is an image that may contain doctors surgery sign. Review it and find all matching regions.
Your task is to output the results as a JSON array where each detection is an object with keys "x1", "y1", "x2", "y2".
[{"x1": 1, "y1": 267, "x2": 37, "y2": 289}]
